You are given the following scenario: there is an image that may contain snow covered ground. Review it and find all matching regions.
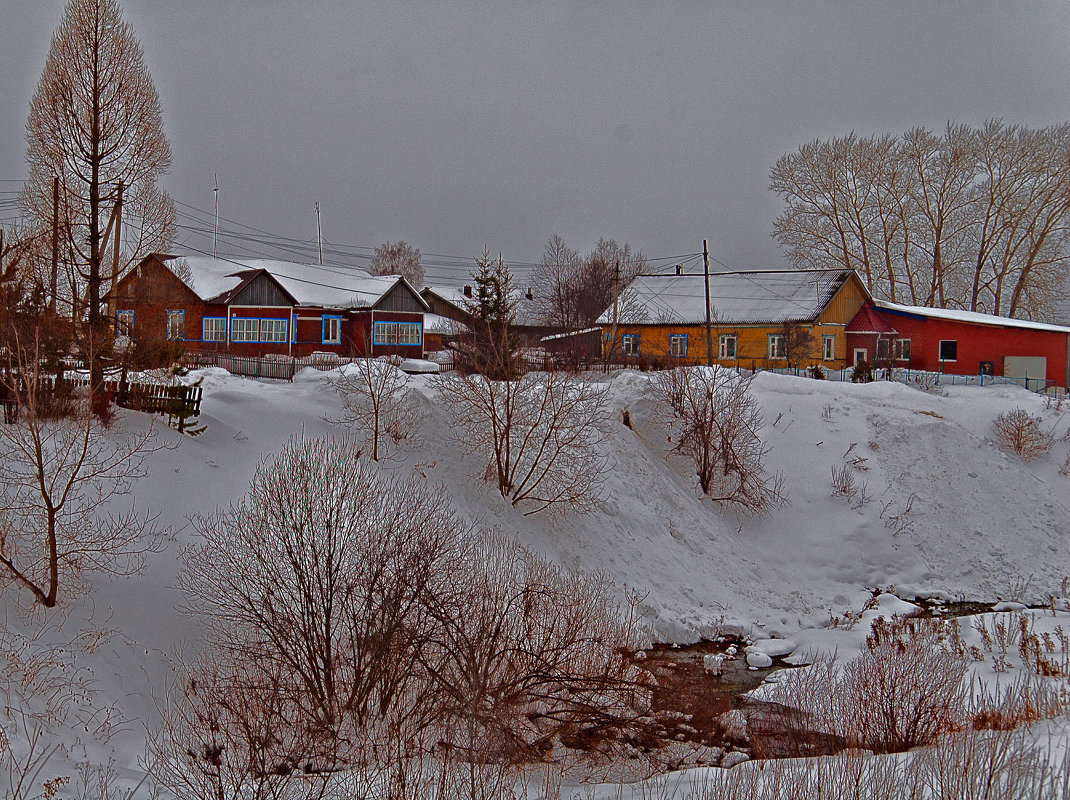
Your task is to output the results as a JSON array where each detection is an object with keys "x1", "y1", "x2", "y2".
[{"x1": 3, "y1": 365, "x2": 1070, "y2": 793}]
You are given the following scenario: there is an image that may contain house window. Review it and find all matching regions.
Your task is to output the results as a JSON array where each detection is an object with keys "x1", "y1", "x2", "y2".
[
  {"x1": 767, "y1": 334, "x2": 785, "y2": 360},
  {"x1": 261, "y1": 319, "x2": 288, "y2": 343},
  {"x1": 202, "y1": 317, "x2": 227, "y2": 341},
  {"x1": 719, "y1": 334, "x2": 737, "y2": 359},
  {"x1": 939, "y1": 340, "x2": 957, "y2": 362},
  {"x1": 822, "y1": 334, "x2": 835, "y2": 361},
  {"x1": 876, "y1": 338, "x2": 891, "y2": 361},
  {"x1": 373, "y1": 321, "x2": 422, "y2": 346},
  {"x1": 322, "y1": 315, "x2": 342, "y2": 345},
  {"x1": 116, "y1": 309, "x2": 134, "y2": 335},
  {"x1": 231, "y1": 318, "x2": 259, "y2": 343},
  {"x1": 894, "y1": 338, "x2": 911, "y2": 361},
  {"x1": 669, "y1": 334, "x2": 687, "y2": 358},
  {"x1": 621, "y1": 334, "x2": 639, "y2": 357},
  {"x1": 166, "y1": 310, "x2": 185, "y2": 340}
]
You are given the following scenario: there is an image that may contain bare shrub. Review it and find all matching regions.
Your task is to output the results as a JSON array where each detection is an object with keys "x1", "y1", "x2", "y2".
[
  {"x1": 327, "y1": 358, "x2": 417, "y2": 461},
  {"x1": 433, "y1": 371, "x2": 609, "y2": 515},
  {"x1": 656, "y1": 367, "x2": 786, "y2": 516},
  {"x1": 768, "y1": 616, "x2": 969, "y2": 753},
  {"x1": 830, "y1": 464, "x2": 857, "y2": 500},
  {"x1": 993, "y1": 407, "x2": 1054, "y2": 460},
  {"x1": 163, "y1": 435, "x2": 646, "y2": 797}
]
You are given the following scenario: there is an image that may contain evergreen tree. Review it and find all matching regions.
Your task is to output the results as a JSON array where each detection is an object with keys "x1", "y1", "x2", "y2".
[{"x1": 459, "y1": 248, "x2": 520, "y2": 379}]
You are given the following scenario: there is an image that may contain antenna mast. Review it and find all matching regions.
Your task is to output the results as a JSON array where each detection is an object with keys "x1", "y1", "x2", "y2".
[
  {"x1": 212, "y1": 174, "x2": 219, "y2": 257},
  {"x1": 315, "y1": 202, "x2": 323, "y2": 265}
]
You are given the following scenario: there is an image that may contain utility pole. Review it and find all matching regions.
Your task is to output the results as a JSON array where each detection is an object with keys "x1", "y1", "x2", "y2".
[
  {"x1": 609, "y1": 259, "x2": 621, "y2": 362},
  {"x1": 106, "y1": 182, "x2": 124, "y2": 322},
  {"x1": 213, "y1": 174, "x2": 219, "y2": 258},
  {"x1": 50, "y1": 176, "x2": 59, "y2": 314},
  {"x1": 315, "y1": 202, "x2": 323, "y2": 265},
  {"x1": 703, "y1": 238, "x2": 713, "y2": 367}
]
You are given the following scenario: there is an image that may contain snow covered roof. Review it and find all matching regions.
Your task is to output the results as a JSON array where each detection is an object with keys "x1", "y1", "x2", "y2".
[
  {"x1": 874, "y1": 300, "x2": 1070, "y2": 334},
  {"x1": 423, "y1": 284, "x2": 542, "y2": 327},
  {"x1": 597, "y1": 268, "x2": 857, "y2": 326},
  {"x1": 172, "y1": 254, "x2": 424, "y2": 310}
]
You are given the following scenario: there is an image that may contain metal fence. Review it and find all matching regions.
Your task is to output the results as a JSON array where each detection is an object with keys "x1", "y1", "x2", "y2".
[{"x1": 756, "y1": 365, "x2": 1060, "y2": 394}]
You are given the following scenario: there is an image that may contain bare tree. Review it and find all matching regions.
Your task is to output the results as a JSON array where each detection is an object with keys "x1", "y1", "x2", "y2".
[
  {"x1": 327, "y1": 358, "x2": 417, "y2": 461},
  {"x1": 657, "y1": 367, "x2": 785, "y2": 515},
  {"x1": 771, "y1": 121, "x2": 1070, "y2": 319},
  {"x1": 530, "y1": 235, "x2": 648, "y2": 329},
  {"x1": 433, "y1": 370, "x2": 609, "y2": 515},
  {"x1": 20, "y1": 0, "x2": 175, "y2": 395},
  {"x1": 0, "y1": 315, "x2": 163, "y2": 608},
  {"x1": 369, "y1": 240, "x2": 424, "y2": 287}
]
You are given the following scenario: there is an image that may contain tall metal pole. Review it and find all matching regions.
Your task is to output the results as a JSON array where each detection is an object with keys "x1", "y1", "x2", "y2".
[
  {"x1": 315, "y1": 203, "x2": 323, "y2": 265},
  {"x1": 703, "y1": 238, "x2": 713, "y2": 367},
  {"x1": 213, "y1": 174, "x2": 219, "y2": 257}
]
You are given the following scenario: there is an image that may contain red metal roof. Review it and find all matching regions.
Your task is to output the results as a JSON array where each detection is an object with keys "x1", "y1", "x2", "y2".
[{"x1": 846, "y1": 302, "x2": 898, "y2": 335}]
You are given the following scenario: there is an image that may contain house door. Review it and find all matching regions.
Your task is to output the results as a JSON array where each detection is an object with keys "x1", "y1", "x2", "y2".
[{"x1": 853, "y1": 348, "x2": 868, "y2": 366}]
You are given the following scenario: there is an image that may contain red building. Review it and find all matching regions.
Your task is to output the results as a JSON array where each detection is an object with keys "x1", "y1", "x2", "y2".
[
  {"x1": 111, "y1": 253, "x2": 429, "y2": 359},
  {"x1": 846, "y1": 300, "x2": 1070, "y2": 390}
]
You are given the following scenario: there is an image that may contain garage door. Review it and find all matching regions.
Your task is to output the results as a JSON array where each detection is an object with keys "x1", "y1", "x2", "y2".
[{"x1": 1004, "y1": 356, "x2": 1046, "y2": 390}]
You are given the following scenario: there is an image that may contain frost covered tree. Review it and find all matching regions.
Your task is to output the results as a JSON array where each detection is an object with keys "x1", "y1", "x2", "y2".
[
  {"x1": 20, "y1": 0, "x2": 175, "y2": 393},
  {"x1": 370, "y1": 240, "x2": 424, "y2": 287},
  {"x1": 657, "y1": 367, "x2": 785, "y2": 516}
]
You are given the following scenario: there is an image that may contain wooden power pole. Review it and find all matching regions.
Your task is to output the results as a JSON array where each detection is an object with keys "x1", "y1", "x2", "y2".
[{"x1": 703, "y1": 239, "x2": 713, "y2": 367}]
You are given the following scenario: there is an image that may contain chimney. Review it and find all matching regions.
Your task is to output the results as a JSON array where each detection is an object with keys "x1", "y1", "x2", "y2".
[
  {"x1": 525, "y1": 288, "x2": 534, "y2": 301},
  {"x1": 675, "y1": 264, "x2": 682, "y2": 275},
  {"x1": 463, "y1": 284, "x2": 473, "y2": 298}
]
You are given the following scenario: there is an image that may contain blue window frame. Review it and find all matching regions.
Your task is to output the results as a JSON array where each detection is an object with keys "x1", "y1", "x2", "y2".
[
  {"x1": 669, "y1": 333, "x2": 687, "y2": 358},
  {"x1": 166, "y1": 309, "x2": 185, "y2": 340},
  {"x1": 372, "y1": 321, "x2": 422, "y2": 346},
  {"x1": 202, "y1": 317, "x2": 227, "y2": 341},
  {"x1": 621, "y1": 334, "x2": 639, "y2": 356},
  {"x1": 322, "y1": 315, "x2": 342, "y2": 345},
  {"x1": 116, "y1": 309, "x2": 134, "y2": 335}
]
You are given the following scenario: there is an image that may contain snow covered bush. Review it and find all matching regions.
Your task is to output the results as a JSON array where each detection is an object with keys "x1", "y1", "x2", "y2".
[
  {"x1": 656, "y1": 367, "x2": 785, "y2": 516},
  {"x1": 433, "y1": 370, "x2": 609, "y2": 515},
  {"x1": 993, "y1": 407, "x2": 1054, "y2": 460},
  {"x1": 327, "y1": 357, "x2": 417, "y2": 461}
]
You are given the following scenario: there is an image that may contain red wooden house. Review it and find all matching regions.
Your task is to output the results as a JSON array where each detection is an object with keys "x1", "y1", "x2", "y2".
[
  {"x1": 846, "y1": 300, "x2": 1070, "y2": 389},
  {"x1": 111, "y1": 253, "x2": 430, "y2": 359}
]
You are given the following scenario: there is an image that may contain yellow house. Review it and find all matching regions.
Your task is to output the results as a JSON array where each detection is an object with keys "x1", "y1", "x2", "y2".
[{"x1": 597, "y1": 268, "x2": 871, "y2": 369}]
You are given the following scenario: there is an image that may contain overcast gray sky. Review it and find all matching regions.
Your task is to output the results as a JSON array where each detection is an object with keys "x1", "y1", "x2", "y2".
[{"x1": 3, "y1": 1, "x2": 1070, "y2": 286}]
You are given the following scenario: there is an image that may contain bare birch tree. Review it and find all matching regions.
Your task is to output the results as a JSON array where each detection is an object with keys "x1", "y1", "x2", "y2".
[
  {"x1": 771, "y1": 121, "x2": 1070, "y2": 319},
  {"x1": 434, "y1": 370, "x2": 609, "y2": 515},
  {"x1": 327, "y1": 358, "x2": 417, "y2": 461},
  {"x1": 657, "y1": 367, "x2": 785, "y2": 516},
  {"x1": 20, "y1": 0, "x2": 175, "y2": 394},
  {"x1": 369, "y1": 240, "x2": 424, "y2": 287}
]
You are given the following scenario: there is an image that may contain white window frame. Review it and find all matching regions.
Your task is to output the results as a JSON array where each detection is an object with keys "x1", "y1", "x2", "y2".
[
  {"x1": 322, "y1": 315, "x2": 342, "y2": 345},
  {"x1": 621, "y1": 334, "x2": 639, "y2": 357},
  {"x1": 939, "y1": 340, "x2": 957, "y2": 362},
  {"x1": 669, "y1": 333, "x2": 687, "y2": 358},
  {"x1": 718, "y1": 334, "x2": 737, "y2": 359},
  {"x1": 202, "y1": 317, "x2": 227, "y2": 342},
  {"x1": 231, "y1": 318, "x2": 260, "y2": 343},
  {"x1": 260, "y1": 318, "x2": 288, "y2": 343},
  {"x1": 767, "y1": 334, "x2": 785, "y2": 360},
  {"x1": 894, "y1": 338, "x2": 911, "y2": 362},
  {"x1": 822, "y1": 334, "x2": 835, "y2": 361},
  {"x1": 876, "y1": 337, "x2": 891, "y2": 361},
  {"x1": 166, "y1": 309, "x2": 185, "y2": 341}
]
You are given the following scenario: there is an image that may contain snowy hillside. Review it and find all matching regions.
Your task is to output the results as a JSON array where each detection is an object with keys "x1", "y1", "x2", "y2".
[{"x1": 3, "y1": 365, "x2": 1070, "y2": 793}]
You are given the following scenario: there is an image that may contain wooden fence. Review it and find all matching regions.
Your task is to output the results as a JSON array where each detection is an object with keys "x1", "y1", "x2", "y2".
[{"x1": 184, "y1": 352, "x2": 355, "y2": 381}]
